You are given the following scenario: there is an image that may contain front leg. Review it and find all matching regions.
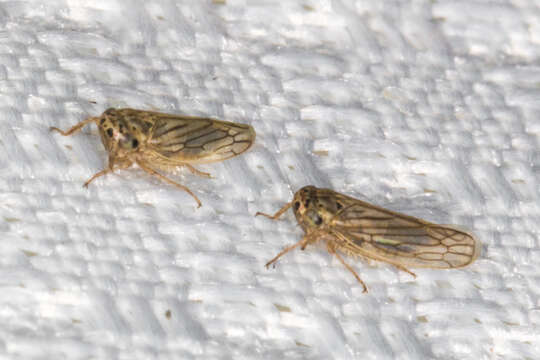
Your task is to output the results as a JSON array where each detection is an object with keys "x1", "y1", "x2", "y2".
[
  {"x1": 83, "y1": 169, "x2": 113, "y2": 188},
  {"x1": 255, "y1": 201, "x2": 293, "y2": 220},
  {"x1": 265, "y1": 235, "x2": 310, "y2": 268},
  {"x1": 265, "y1": 230, "x2": 323, "y2": 269},
  {"x1": 50, "y1": 116, "x2": 99, "y2": 136},
  {"x1": 83, "y1": 159, "x2": 131, "y2": 188}
]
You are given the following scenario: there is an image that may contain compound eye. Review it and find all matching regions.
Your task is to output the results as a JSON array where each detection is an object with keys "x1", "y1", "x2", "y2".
[
  {"x1": 293, "y1": 201, "x2": 300, "y2": 211},
  {"x1": 131, "y1": 138, "x2": 139, "y2": 148}
]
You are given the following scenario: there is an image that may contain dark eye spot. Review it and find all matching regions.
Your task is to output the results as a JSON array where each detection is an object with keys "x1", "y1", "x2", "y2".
[
  {"x1": 304, "y1": 198, "x2": 310, "y2": 207},
  {"x1": 132, "y1": 139, "x2": 139, "y2": 148},
  {"x1": 336, "y1": 202, "x2": 343, "y2": 210},
  {"x1": 99, "y1": 118, "x2": 106, "y2": 125},
  {"x1": 106, "y1": 128, "x2": 113, "y2": 137},
  {"x1": 293, "y1": 201, "x2": 300, "y2": 211}
]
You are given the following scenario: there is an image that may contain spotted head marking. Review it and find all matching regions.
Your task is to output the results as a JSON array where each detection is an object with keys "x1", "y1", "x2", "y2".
[
  {"x1": 96, "y1": 108, "x2": 152, "y2": 160},
  {"x1": 291, "y1": 186, "x2": 346, "y2": 232}
]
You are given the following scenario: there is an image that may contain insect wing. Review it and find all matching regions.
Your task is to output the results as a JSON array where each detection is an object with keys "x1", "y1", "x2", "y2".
[
  {"x1": 328, "y1": 195, "x2": 481, "y2": 269},
  {"x1": 148, "y1": 114, "x2": 255, "y2": 164}
]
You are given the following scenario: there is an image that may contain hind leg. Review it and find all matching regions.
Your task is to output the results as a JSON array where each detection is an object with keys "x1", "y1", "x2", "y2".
[{"x1": 136, "y1": 160, "x2": 202, "y2": 207}]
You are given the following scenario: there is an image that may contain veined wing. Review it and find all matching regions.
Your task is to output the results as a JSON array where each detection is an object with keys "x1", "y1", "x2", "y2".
[
  {"x1": 147, "y1": 114, "x2": 255, "y2": 164},
  {"x1": 329, "y1": 197, "x2": 481, "y2": 269}
]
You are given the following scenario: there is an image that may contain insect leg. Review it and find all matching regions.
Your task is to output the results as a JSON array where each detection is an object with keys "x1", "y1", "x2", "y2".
[
  {"x1": 83, "y1": 169, "x2": 112, "y2": 188},
  {"x1": 265, "y1": 236, "x2": 309, "y2": 269},
  {"x1": 327, "y1": 243, "x2": 368, "y2": 293},
  {"x1": 390, "y1": 263, "x2": 417, "y2": 278},
  {"x1": 255, "y1": 202, "x2": 293, "y2": 220},
  {"x1": 135, "y1": 160, "x2": 202, "y2": 208},
  {"x1": 50, "y1": 116, "x2": 99, "y2": 136},
  {"x1": 83, "y1": 159, "x2": 129, "y2": 188},
  {"x1": 184, "y1": 163, "x2": 211, "y2": 178}
]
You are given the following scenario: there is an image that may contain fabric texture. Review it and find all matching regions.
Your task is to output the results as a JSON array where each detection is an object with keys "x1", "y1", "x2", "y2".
[{"x1": 0, "y1": 1, "x2": 538, "y2": 359}]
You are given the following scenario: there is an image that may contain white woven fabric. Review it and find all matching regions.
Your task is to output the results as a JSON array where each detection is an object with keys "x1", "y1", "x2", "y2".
[{"x1": 0, "y1": 0, "x2": 539, "y2": 359}]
